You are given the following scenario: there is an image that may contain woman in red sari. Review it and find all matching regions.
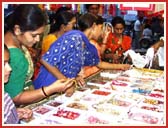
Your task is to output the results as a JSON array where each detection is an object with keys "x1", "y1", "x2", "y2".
[{"x1": 103, "y1": 16, "x2": 132, "y2": 63}]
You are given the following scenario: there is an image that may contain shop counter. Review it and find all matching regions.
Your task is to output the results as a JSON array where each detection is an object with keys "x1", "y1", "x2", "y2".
[{"x1": 21, "y1": 68, "x2": 165, "y2": 125}]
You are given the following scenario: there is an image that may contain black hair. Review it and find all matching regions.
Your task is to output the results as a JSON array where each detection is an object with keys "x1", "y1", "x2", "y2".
[
  {"x1": 78, "y1": 13, "x2": 103, "y2": 31},
  {"x1": 111, "y1": 16, "x2": 125, "y2": 28},
  {"x1": 5, "y1": 4, "x2": 47, "y2": 33},
  {"x1": 55, "y1": 6, "x2": 71, "y2": 16},
  {"x1": 49, "y1": 6, "x2": 71, "y2": 25},
  {"x1": 85, "y1": 4, "x2": 100, "y2": 10},
  {"x1": 49, "y1": 11, "x2": 75, "y2": 33},
  {"x1": 144, "y1": 24, "x2": 151, "y2": 29}
]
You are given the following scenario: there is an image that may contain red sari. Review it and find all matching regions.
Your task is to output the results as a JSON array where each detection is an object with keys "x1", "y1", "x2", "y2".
[{"x1": 104, "y1": 32, "x2": 132, "y2": 63}]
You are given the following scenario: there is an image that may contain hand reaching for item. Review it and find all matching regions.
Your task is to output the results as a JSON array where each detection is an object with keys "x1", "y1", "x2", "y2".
[
  {"x1": 75, "y1": 75, "x2": 86, "y2": 87},
  {"x1": 17, "y1": 108, "x2": 33, "y2": 120},
  {"x1": 54, "y1": 78, "x2": 75, "y2": 92}
]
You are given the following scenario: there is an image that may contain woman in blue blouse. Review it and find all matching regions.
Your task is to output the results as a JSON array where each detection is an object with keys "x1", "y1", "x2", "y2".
[
  {"x1": 33, "y1": 13, "x2": 100, "y2": 90},
  {"x1": 33, "y1": 13, "x2": 129, "y2": 96}
]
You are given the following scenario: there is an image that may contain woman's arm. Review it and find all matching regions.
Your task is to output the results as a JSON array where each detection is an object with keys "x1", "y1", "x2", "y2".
[
  {"x1": 40, "y1": 59, "x2": 76, "y2": 97},
  {"x1": 100, "y1": 28, "x2": 111, "y2": 55},
  {"x1": 13, "y1": 79, "x2": 74, "y2": 105},
  {"x1": 152, "y1": 38, "x2": 164, "y2": 53},
  {"x1": 97, "y1": 61, "x2": 130, "y2": 70},
  {"x1": 40, "y1": 59, "x2": 66, "y2": 79}
]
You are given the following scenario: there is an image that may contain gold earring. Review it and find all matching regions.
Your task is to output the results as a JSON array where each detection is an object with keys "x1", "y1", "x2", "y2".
[{"x1": 14, "y1": 25, "x2": 21, "y2": 35}]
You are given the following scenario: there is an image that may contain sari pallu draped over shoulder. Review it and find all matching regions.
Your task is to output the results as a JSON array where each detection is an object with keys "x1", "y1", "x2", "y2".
[{"x1": 33, "y1": 30, "x2": 100, "y2": 89}]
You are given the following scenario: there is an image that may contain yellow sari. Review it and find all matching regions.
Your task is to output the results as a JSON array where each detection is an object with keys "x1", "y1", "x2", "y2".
[{"x1": 42, "y1": 34, "x2": 57, "y2": 54}]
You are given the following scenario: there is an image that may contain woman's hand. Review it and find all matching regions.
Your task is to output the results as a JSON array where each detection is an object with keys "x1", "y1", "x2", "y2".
[
  {"x1": 102, "y1": 25, "x2": 112, "y2": 44},
  {"x1": 65, "y1": 85, "x2": 75, "y2": 97},
  {"x1": 17, "y1": 108, "x2": 33, "y2": 120},
  {"x1": 65, "y1": 76, "x2": 86, "y2": 97},
  {"x1": 54, "y1": 79, "x2": 75, "y2": 92},
  {"x1": 117, "y1": 64, "x2": 131, "y2": 70},
  {"x1": 75, "y1": 75, "x2": 86, "y2": 87},
  {"x1": 152, "y1": 40, "x2": 164, "y2": 53},
  {"x1": 44, "y1": 78, "x2": 75, "y2": 97},
  {"x1": 104, "y1": 53, "x2": 120, "y2": 60}
]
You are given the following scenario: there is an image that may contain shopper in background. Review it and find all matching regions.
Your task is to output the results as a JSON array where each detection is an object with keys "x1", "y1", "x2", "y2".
[
  {"x1": 85, "y1": 4, "x2": 105, "y2": 22},
  {"x1": 142, "y1": 24, "x2": 152, "y2": 40},
  {"x1": 103, "y1": 16, "x2": 132, "y2": 64},
  {"x1": 4, "y1": 4, "x2": 74, "y2": 105},
  {"x1": 151, "y1": 16, "x2": 164, "y2": 42},
  {"x1": 42, "y1": 11, "x2": 76, "y2": 54},
  {"x1": 147, "y1": 37, "x2": 164, "y2": 70},
  {"x1": 138, "y1": 23, "x2": 153, "y2": 49},
  {"x1": 49, "y1": 6, "x2": 72, "y2": 29},
  {"x1": 132, "y1": 11, "x2": 144, "y2": 49},
  {"x1": 4, "y1": 44, "x2": 32, "y2": 124}
]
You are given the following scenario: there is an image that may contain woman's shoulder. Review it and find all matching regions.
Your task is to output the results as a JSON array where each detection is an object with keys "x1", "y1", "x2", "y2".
[
  {"x1": 9, "y1": 47, "x2": 23, "y2": 53},
  {"x1": 43, "y1": 34, "x2": 57, "y2": 41},
  {"x1": 45, "y1": 34, "x2": 56, "y2": 38},
  {"x1": 123, "y1": 35, "x2": 132, "y2": 40},
  {"x1": 65, "y1": 30, "x2": 83, "y2": 36},
  {"x1": 58, "y1": 30, "x2": 85, "y2": 41},
  {"x1": 9, "y1": 48, "x2": 27, "y2": 60}
]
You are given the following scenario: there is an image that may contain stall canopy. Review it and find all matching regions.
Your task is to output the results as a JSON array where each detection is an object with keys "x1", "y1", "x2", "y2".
[
  {"x1": 120, "y1": 4, "x2": 155, "y2": 11},
  {"x1": 146, "y1": 10, "x2": 164, "y2": 17}
]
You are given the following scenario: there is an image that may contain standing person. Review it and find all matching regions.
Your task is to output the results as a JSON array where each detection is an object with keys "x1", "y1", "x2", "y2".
[
  {"x1": 142, "y1": 24, "x2": 152, "y2": 40},
  {"x1": 4, "y1": 44, "x2": 32, "y2": 124},
  {"x1": 85, "y1": 4, "x2": 105, "y2": 22},
  {"x1": 103, "y1": 16, "x2": 132, "y2": 64},
  {"x1": 151, "y1": 16, "x2": 164, "y2": 42},
  {"x1": 33, "y1": 13, "x2": 130, "y2": 90},
  {"x1": 132, "y1": 11, "x2": 144, "y2": 49},
  {"x1": 138, "y1": 23, "x2": 153, "y2": 49},
  {"x1": 4, "y1": 4, "x2": 74, "y2": 105}
]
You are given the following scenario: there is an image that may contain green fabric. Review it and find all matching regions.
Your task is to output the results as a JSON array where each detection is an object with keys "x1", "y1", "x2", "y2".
[
  {"x1": 21, "y1": 46, "x2": 34, "y2": 84},
  {"x1": 25, "y1": 80, "x2": 33, "y2": 87},
  {"x1": 5, "y1": 48, "x2": 28, "y2": 98}
]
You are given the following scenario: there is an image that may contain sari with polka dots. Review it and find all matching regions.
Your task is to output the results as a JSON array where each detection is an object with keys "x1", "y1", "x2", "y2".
[{"x1": 33, "y1": 30, "x2": 99, "y2": 89}]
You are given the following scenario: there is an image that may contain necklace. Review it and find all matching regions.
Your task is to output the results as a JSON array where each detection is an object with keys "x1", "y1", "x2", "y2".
[{"x1": 117, "y1": 35, "x2": 123, "y2": 45}]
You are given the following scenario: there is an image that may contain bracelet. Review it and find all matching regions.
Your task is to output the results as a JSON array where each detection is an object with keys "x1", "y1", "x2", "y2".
[{"x1": 42, "y1": 86, "x2": 48, "y2": 97}]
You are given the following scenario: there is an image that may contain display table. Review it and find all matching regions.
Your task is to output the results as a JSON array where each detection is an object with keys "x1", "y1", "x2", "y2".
[{"x1": 21, "y1": 68, "x2": 165, "y2": 125}]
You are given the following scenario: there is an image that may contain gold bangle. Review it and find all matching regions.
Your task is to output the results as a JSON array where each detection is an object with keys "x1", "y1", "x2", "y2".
[
  {"x1": 42, "y1": 86, "x2": 48, "y2": 97},
  {"x1": 72, "y1": 79, "x2": 78, "y2": 89}
]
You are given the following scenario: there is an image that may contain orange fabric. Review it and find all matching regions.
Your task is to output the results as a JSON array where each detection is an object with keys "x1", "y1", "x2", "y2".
[
  {"x1": 42, "y1": 34, "x2": 57, "y2": 54},
  {"x1": 104, "y1": 32, "x2": 132, "y2": 64},
  {"x1": 90, "y1": 40, "x2": 101, "y2": 58},
  {"x1": 82, "y1": 40, "x2": 101, "y2": 78},
  {"x1": 106, "y1": 32, "x2": 131, "y2": 54}
]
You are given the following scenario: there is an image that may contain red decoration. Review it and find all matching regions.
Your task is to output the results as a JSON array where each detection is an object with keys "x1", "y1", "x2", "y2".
[{"x1": 120, "y1": 4, "x2": 155, "y2": 11}]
